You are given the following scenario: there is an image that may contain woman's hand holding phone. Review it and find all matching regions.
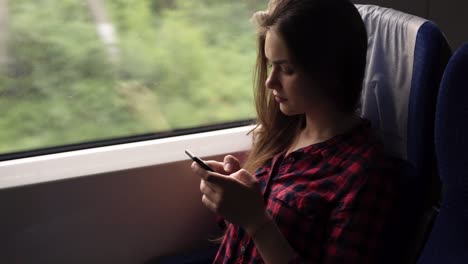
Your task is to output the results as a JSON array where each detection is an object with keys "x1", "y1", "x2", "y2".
[
  {"x1": 185, "y1": 149, "x2": 241, "y2": 174},
  {"x1": 189, "y1": 152, "x2": 269, "y2": 237}
]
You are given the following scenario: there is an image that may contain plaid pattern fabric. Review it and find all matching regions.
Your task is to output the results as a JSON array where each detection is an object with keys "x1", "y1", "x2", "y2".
[{"x1": 213, "y1": 120, "x2": 398, "y2": 263}]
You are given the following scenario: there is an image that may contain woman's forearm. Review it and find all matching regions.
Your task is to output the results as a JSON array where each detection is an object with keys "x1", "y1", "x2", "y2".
[{"x1": 247, "y1": 219, "x2": 298, "y2": 264}]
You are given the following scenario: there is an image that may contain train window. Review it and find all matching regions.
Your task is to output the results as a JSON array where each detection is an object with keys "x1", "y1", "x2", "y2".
[{"x1": 0, "y1": 0, "x2": 263, "y2": 159}]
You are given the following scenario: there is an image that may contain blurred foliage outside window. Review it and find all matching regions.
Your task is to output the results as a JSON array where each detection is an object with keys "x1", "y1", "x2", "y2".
[{"x1": 0, "y1": 0, "x2": 264, "y2": 154}]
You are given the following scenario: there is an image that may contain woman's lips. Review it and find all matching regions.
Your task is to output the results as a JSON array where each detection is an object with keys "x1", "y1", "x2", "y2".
[{"x1": 274, "y1": 95, "x2": 287, "y2": 103}]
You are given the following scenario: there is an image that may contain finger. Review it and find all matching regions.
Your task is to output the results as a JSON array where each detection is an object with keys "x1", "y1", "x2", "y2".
[
  {"x1": 191, "y1": 162, "x2": 212, "y2": 180},
  {"x1": 202, "y1": 179, "x2": 222, "y2": 192},
  {"x1": 200, "y1": 179, "x2": 219, "y2": 196},
  {"x1": 204, "y1": 160, "x2": 228, "y2": 174},
  {"x1": 232, "y1": 169, "x2": 258, "y2": 185},
  {"x1": 192, "y1": 163, "x2": 232, "y2": 186},
  {"x1": 201, "y1": 194, "x2": 218, "y2": 213},
  {"x1": 205, "y1": 172, "x2": 234, "y2": 186},
  {"x1": 223, "y1": 155, "x2": 241, "y2": 173}
]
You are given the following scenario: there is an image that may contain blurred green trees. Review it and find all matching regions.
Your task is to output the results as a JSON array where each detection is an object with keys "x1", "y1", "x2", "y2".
[{"x1": 0, "y1": 0, "x2": 265, "y2": 153}]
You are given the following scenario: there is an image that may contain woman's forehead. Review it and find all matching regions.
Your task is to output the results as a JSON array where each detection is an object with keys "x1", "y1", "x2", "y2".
[{"x1": 264, "y1": 30, "x2": 291, "y2": 63}]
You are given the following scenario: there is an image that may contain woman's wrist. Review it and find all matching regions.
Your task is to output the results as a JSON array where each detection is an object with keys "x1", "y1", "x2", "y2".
[
  {"x1": 245, "y1": 210, "x2": 298, "y2": 263},
  {"x1": 245, "y1": 210, "x2": 273, "y2": 238}
]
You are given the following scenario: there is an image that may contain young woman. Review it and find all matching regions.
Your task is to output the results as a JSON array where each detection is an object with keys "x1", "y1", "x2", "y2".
[{"x1": 190, "y1": 0, "x2": 397, "y2": 263}]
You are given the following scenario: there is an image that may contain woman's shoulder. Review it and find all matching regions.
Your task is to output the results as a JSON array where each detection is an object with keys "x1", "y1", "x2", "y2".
[
  {"x1": 321, "y1": 118, "x2": 386, "y2": 170},
  {"x1": 315, "y1": 118, "x2": 404, "y2": 192}
]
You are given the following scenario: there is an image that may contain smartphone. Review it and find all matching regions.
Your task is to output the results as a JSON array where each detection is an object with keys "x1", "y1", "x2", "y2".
[{"x1": 185, "y1": 149, "x2": 215, "y2": 172}]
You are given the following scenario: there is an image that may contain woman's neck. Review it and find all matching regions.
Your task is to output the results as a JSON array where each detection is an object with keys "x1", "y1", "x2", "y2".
[
  {"x1": 287, "y1": 111, "x2": 359, "y2": 155},
  {"x1": 303, "y1": 111, "x2": 358, "y2": 143}
]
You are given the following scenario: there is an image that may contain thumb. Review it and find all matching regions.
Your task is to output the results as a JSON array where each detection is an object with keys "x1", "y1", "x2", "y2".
[{"x1": 223, "y1": 155, "x2": 241, "y2": 173}]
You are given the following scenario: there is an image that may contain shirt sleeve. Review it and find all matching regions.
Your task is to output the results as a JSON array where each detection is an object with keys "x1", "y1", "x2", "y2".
[{"x1": 288, "y1": 165, "x2": 397, "y2": 264}]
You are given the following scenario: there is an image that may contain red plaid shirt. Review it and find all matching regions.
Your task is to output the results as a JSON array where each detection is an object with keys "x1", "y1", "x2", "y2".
[{"x1": 213, "y1": 120, "x2": 398, "y2": 263}]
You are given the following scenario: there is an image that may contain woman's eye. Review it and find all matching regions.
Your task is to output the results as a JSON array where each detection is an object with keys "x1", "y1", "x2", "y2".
[{"x1": 282, "y1": 67, "x2": 294, "y2": 75}]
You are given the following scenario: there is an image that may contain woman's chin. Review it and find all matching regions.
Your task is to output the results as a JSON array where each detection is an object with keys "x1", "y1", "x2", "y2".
[{"x1": 279, "y1": 105, "x2": 299, "y2": 116}]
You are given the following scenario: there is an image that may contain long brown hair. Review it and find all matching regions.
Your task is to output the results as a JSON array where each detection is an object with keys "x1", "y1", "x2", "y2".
[{"x1": 243, "y1": 0, "x2": 368, "y2": 173}]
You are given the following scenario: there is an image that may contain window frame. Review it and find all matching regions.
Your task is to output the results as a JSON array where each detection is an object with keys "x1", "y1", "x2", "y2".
[
  {"x1": 0, "y1": 120, "x2": 254, "y2": 161},
  {"x1": 0, "y1": 123, "x2": 255, "y2": 190}
]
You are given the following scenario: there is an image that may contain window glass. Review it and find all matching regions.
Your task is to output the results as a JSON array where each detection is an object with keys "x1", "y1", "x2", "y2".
[{"x1": 0, "y1": 0, "x2": 264, "y2": 155}]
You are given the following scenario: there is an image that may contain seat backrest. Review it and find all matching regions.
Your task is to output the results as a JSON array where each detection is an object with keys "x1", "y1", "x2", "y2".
[
  {"x1": 357, "y1": 4, "x2": 450, "y2": 179},
  {"x1": 356, "y1": 5, "x2": 451, "y2": 263},
  {"x1": 417, "y1": 43, "x2": 468, "y2": 264}
]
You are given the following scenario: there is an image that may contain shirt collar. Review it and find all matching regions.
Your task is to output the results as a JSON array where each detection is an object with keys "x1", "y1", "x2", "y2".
[{"x1": 296, "y1": 118, "x2": 373, "y2": 159}]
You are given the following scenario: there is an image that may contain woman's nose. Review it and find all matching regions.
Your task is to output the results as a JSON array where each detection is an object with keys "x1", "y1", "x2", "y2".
[{"x1": 265, "y1": 70, "x2": 279, "y2": 90}]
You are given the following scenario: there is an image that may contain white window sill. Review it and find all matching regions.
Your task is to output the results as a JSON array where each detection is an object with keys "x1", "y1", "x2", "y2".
[{"x1": 0, "y1": 125, "x2": 254, "y2": 190}]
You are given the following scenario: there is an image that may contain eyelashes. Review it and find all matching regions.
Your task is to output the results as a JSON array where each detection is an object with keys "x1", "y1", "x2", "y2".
[
  {"x1": 283, "y1": 67, "x2": 294, "y2": 75},
  {"x1": 267, "y1": 63, "x2": 294, "y2": 75}
]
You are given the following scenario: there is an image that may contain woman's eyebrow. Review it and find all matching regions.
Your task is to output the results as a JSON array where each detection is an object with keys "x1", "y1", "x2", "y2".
[{"x1": 268, "y1": 59, "x2": 289, "y2": 65}]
